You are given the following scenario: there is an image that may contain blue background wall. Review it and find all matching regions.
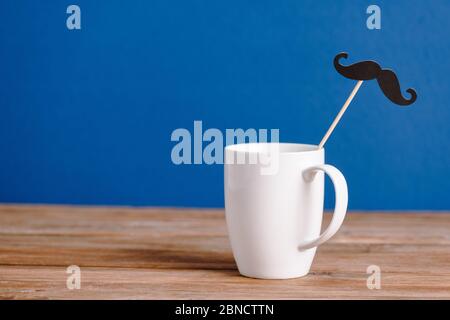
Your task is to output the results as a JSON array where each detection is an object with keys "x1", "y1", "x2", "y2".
[{"x1": 0, "y1": 1, "x2": 449, "y2": 209}]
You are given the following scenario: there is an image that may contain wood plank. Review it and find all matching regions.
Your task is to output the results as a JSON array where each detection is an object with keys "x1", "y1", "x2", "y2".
[
  {"x1": 1, "y1": 266, "x2": 449, "y2": 300},
  {"x1": 0, "y1": 205, "x2": 449, "y2": 299}
]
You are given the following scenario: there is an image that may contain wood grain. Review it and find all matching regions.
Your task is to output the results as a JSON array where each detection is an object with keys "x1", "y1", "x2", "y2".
[{"x1": 0, "y1": 205, "x2": 449, "y2": 299}]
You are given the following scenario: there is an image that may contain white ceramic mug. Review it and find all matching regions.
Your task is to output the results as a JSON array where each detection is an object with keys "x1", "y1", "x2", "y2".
[{"x1": 224, "y1": 143, "x2": 348, "y2": 279}]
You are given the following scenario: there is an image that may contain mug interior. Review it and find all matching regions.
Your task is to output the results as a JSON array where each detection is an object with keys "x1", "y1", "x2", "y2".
[{"x1": 225, "y1": 143, "x2": 319, "y2": 154}]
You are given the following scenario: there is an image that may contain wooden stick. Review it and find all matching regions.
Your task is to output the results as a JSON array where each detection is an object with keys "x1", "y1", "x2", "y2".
[{"x1": 318, "y1": 80, "x2": 364, "y2": 149}]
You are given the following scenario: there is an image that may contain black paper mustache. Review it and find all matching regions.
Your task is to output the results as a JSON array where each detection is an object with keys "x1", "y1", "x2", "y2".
[{"x1": 334, "y1": 52, "x2": 417, "y2": 106}]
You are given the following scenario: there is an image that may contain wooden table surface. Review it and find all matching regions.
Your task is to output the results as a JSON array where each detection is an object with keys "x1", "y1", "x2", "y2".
[{"x1": 0, "y1": 205, "x2": 449, "y2": 299}]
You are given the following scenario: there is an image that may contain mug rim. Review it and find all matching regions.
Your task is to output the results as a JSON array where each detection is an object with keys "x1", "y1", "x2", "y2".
[{"x1": 225, "y1": 142, "x2": 323, "y2": 155}]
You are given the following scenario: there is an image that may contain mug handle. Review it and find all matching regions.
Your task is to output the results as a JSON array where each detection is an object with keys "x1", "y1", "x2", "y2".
[{"x1": 298, "y1": 164, "x2": 348, "y2": 251}]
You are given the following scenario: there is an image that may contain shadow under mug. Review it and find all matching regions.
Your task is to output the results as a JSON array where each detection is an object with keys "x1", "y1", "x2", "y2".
[{"x1": 224, "y1": 143, "x2": 348, "y2": 279}]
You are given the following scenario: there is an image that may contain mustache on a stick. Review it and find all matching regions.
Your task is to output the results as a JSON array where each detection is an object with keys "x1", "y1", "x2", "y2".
[
  {"x1": 318, "y1": 52, "x2": 418, "y2": 149},
  {"x1": 334, "y1": 52, "x2": 417, "y2": 106}
]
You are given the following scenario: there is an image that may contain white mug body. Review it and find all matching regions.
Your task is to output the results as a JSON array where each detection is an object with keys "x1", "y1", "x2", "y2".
[{"x1": 224, "y1": 143, "x2": 346, "y2": 279}]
